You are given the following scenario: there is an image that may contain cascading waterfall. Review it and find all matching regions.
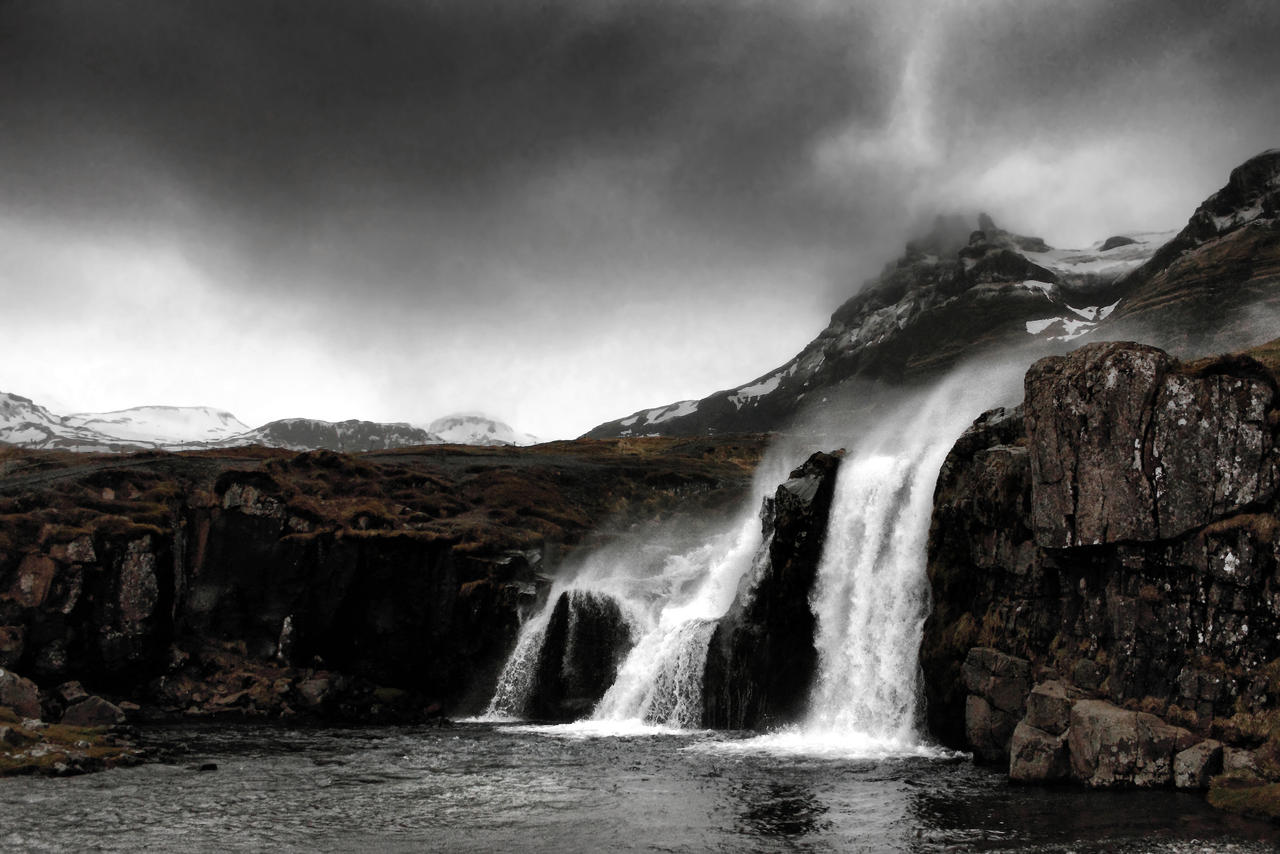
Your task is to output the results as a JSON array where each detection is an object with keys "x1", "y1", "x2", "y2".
[
  {"x1": 481, "y1": 506, "x2": 771, "y2": 726},
  {"x1": 484, "y1": 587, "x2": 560, "y2": 719},
  {"x1": 589, "y1": 514, "x2": 765, "y2": 726},
  {"x1": 484, "y1": 357, "x2": 1025, "y2": 746},
  {"x1": 800, "y1": 363, "x2": 1027, "y2": 748}
]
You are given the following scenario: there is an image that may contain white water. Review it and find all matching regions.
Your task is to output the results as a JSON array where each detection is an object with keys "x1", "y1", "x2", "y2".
[
  {"x1": 591, "y1": 516, "x2": 765, "y2": 726},
  {"x1": 483, "y1": 587, "x2": 560, "y2": 720},
  {"x1": 484, "y1": 360, "x2": 1025, "y2": 752},
  {"x1": 798, "y1": 370, "x2": 1023, "y2": 755}
]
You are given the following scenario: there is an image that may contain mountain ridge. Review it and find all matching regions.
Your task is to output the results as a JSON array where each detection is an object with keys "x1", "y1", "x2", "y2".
[
  {"x1": 0, "y1": 393, "x2": 540, "y2": 454},
  {"x1": 585, "y1": 149, "x2": 1280, "y2": 439}
]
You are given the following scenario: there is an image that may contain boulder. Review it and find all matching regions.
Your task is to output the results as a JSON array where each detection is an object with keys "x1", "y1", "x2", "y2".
[
  {"x1": 0, "y1": 626, "x2": 24, "y2": 669},
  {"x1": 56, "y1": 681, "x2": 89, "y2": 706},
  {"x1": 61, "y1": 695, "x2": 126, "y2": 728},
  {"x1": 966, "y1": 694, "x2": 1021, "y2": 766},
  {"x1": 1224, "y1": 746, "x2": 1261, "y2": 776},
  {"x1": 296, "y1": 676, "x2": 332, "y2": 709},
  {"x1": 0, "y1": 724, "x2": 36, "y2": 747},
  {"x1": 962, "y1": 647, "x2": 1032, "y2": 713},
  {"x1": 1009, "y1": 720, "x2": 1071, "y2": 783},
  {"x1": 1025, "y1": 680, "x2": 1073, "y2": 735},
  {"x1": 961, "y1": 647, "x2": 1031, "y2": 763},
  {"x1": 1174, "y1": 739, "x2": 1223, "y2": 790},
  {"x1": 1067, "y1": 699, "x2": 1195, "y2": 788},
  {"x1": 0, "y1": 667, "x2": 41, "y2": 719}
]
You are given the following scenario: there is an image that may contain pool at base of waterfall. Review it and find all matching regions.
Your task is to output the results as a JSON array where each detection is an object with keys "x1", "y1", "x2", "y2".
[{"x1": 3, "y1": 722, "x2": 1276, "y2": 853}]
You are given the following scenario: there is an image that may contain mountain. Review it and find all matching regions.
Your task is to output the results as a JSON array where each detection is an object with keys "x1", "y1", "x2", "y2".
[
  {"x1": 586, "y1": 150, "x2": 1280, "y2": 438},
  {"x1": 427, "y1": 414, "x2": 540, "y2": 446},
  {"x1": 64, "y1": 405, "x2": 249, "y2": 444},
  {"x1": 230, "y1": 418, "x2": 441, "y2": 453},
  {"x1": 586, "y1": 219, "x2": 1170, "y2": 438},
  {"x1": 1108, "y1": 148, "x2": 1280, "y2": 353},
  {"x1": 0, "y1": 392, "x2": 151, "y2": 452},
  {"x1": 0, "y1": 396, "x2": 550, "y2": 454}
]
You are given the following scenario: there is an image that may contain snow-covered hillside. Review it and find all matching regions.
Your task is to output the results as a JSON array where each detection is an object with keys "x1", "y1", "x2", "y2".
[
  {"x1": 1, "y1": 392, "x2": 542, "y2": 454},
  {"x1": 427, "y1": 414, "x2": 540, "y2": 446},
  {"x1": 65, "y1": 405, "x2": 249, "y2": 444}
]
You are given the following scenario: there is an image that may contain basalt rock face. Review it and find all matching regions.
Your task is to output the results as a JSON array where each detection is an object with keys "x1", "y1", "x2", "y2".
[
  {"x1": 0, "y1": 481, "x2": 534, "y2": 720},
  {"x1": 0, "y1": 530, "x2": 177, "y2": 686},
  {"x1": 184, "y1": 482, "x2": 528, "y2": 703},
  {"x1": 702, "y1": 451, "x2": 843, "y2": 729},
  {"x1": 0, "y1": 437, "x2": 765, "y2": 722},
  {"x1": 528, "y1": 589, "x2": 634, "y2": 721},
  {"x1": 923, "y1": 339, "x2": 1280, "y2": 789}
]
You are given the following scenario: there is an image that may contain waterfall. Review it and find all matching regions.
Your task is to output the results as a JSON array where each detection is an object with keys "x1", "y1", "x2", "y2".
[
  {"x1": 589, "y1": 514, "x2": 764, "y2": 726},
  {"x1": 481, "y1": 507, "x2": 771, "y2": 727},
  {"x1": 484, "y1": 357, "x2": 1025, "y2": 745},
  {"x1": 485, "y1": 588, "x2": 560, "y2": 719},
  {"x1": 800, "y1": 363, "x2": 1026, "y2": 746}
]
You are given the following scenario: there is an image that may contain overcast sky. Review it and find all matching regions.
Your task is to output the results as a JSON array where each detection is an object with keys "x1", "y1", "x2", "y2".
[{"x1": 3, "y1": 0, "x2": 1278, "y2": 438}]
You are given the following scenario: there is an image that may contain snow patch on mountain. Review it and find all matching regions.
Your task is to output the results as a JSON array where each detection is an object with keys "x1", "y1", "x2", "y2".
[
  {"x1": 426, "y1": 414, "x2": 539, "y2": 447},
  {"x1": 65, "y1": 405, "x2": 249, "y2": 444},
  {"x1": 1025, "y1": 231, "x2": 1176, "y2": 287}
]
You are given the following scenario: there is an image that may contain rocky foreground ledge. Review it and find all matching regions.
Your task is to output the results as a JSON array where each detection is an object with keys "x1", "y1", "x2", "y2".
[{"x1": 923, "y1": 337, "x2": 1280, "y2": 819}]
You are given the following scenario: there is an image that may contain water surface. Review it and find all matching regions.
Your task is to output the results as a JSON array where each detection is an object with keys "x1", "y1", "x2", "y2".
[{"x1": 1, "y1": 722, "x2": 1275, "y2": 853}]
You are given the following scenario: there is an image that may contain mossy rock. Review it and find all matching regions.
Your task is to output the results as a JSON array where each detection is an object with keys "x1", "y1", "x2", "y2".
[{"x1": 1208, "y1": 771, "x2": 1280, "y2": 821}]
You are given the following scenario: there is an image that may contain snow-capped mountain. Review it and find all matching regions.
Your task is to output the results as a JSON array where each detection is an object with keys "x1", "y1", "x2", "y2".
[
  {"x1": 64, "y1": 405, "x2": 249, "y2": 444},
  {"x1": 587, "y1": 150, "x2": 1280, "y2": 439},
  {"x1": 0, "y1": 393, "x2": 541, "y2": 454},
  {"x1": 427, "y1": 414, "x2": 540, "y2": 446},
  {"x1": 0, "y1": 392, "x2": 120, "y2": 451}
]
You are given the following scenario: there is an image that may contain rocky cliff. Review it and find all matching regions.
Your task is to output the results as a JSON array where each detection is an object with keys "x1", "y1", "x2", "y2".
[
  {"x1": 923, "y1": 338, "x2": 1280, "y2": 807},
  {"x1": 702, "y1": 451, "x2": 842, "y2": 729},
  {"x1": 0, "y1": 436, "x2": 765, "y2": 735}
]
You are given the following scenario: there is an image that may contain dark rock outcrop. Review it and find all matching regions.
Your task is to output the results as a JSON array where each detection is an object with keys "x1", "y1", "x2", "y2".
[
  {"x1": 528, "y1": 589, "x2": 634, "y2": 721},
  {"x1": 923, "y1": 338, "x2": 1280, "y2": 793},
  {"x1": 0, "y1": 668, "x2": 40, "y2": 719},
  {"x1": 60, "y1": 695, "x2": 126, "y2": 728},
  {"x1": 962, "y1": 647, "x2": 1031, "y2": 764},
  {"x1": 0, "y1": 436, "x2": 765, "y2": 722},
  {"x1": 702, "y1": 451, "x2": 843, "y2": 729}
]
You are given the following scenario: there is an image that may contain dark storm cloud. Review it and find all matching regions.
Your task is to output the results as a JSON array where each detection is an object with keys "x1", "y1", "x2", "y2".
[
  {"x1": 925, "y1": 0, "x2": 1280, "y2": 136},
  {"x1": 0, "y1": 0, "x2": 895, "y2": 277},
  {"x1": 2, "y1": 0, "x2": 1278, "y2": 303}
]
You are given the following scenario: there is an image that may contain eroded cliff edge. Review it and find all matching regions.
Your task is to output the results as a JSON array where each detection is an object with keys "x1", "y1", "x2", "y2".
[
  {"x1": 0, "y1": 436, "x2": 766, "y2": 768},
  {"x1": 923, "y1": 338, "x2": 1280, "y2": 813}
]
